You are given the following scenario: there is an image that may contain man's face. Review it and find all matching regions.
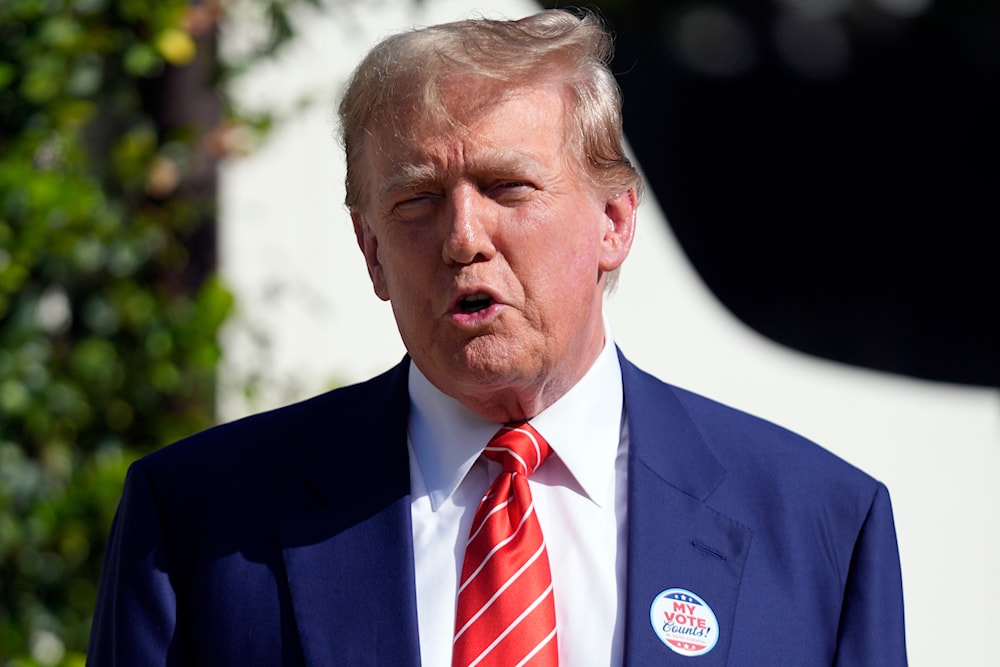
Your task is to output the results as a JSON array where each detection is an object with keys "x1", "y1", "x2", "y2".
[{"x1": 352, "y1": 80, "x2": 636, "y2": 421}]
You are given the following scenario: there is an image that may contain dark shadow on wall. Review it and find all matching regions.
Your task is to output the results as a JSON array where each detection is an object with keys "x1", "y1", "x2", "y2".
[{"x1": 558, "y1": 0, "x2": 1000, "y2": 387}]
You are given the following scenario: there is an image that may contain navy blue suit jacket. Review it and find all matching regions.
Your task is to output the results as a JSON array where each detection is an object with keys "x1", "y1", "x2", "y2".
[{"x1": 88, "y1": 353, "x2": 907, "y2": 665}]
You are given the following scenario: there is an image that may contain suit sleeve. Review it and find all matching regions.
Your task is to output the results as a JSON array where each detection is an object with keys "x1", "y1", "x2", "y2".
[
  {"x1": 833, "y1": 482, "x2": 908, "y2": 666},
  {"x1": 87, "y1": 460, "x2": 188, "y2": 666}
]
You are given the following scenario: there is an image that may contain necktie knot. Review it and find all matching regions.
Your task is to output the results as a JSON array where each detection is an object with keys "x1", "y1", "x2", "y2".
[{"x1": 484, "y1": 422, "x2": 552, "y2": 477}]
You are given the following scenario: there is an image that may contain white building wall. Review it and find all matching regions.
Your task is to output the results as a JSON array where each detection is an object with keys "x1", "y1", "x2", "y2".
[{"x1": 219, "y1": 1, "x2": 1000, "y2": 664}]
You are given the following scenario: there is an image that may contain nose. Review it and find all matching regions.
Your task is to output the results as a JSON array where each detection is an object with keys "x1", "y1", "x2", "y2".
[{"x1": 441, "y1": 187, "x2": 496, "y2": 265}]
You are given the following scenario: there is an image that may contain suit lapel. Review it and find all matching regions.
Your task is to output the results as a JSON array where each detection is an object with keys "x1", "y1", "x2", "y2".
[
  {"x1": 280, "y1": 360, "x2": 422, "y2": 667},
  {"x1": 620, "y1": 355, "x2": 752, "y2": 666}
]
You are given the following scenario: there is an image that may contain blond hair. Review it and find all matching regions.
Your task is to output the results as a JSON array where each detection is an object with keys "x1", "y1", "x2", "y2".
[{"x1": 338, "y1": 9, "x2": 640, "y2": 209}]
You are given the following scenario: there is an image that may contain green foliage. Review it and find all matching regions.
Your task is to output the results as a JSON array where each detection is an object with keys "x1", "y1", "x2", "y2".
[{"x1": 0, "y1": 0, "x2": 251, "y2": 663}]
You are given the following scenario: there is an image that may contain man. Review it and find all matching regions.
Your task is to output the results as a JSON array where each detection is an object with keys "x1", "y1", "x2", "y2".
[{"x1": 88, "y1": 10, "x2": 907, "y2": 666}]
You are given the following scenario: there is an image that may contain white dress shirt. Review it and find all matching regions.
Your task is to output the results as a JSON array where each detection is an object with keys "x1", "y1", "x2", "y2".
[{"x1": 408, "y1": 329, "x2": 628, "y2": 666}]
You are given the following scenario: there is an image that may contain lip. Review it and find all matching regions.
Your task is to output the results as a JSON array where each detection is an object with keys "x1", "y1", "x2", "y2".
[{"x1": 447, "y1": 286, "x2": 505, "y2": 327}]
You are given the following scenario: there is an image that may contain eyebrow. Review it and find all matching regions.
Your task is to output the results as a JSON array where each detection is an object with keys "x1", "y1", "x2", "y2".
[
  {"x1": 380, "y1": 162, "x2": 440, "y2": 197},
  {"x1": 380, "y1": 150, "x2": 545, "y2": 198}
]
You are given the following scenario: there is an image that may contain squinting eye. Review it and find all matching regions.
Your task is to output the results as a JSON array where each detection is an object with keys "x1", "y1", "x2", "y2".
[
  {"x1": 397, "y1": 196, "x2": 426, "y2": 209},
  {"x1": 490, "y1": 181, "x2": 534, "y2": 199},
  {"x1": 394, "y1": 194, "x2": 437, "y2": 216}
]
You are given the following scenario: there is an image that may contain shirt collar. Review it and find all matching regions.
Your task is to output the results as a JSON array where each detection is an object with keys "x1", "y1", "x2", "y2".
[{"x1": 408, "y1": 319, "x2": 624, "y2": 511}]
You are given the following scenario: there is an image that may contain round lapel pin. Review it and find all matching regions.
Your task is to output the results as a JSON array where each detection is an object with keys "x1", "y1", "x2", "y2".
[{"x1": 649, "y1": 588, "x2": 719, "y2": 657}]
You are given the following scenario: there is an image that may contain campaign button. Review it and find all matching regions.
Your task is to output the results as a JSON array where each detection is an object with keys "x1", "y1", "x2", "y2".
[{"x1": 649, "y1": 588, "x2": 719, "y2": 657}]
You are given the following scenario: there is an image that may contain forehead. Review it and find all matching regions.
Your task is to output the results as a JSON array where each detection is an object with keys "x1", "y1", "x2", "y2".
[{"x1": 366, "y1": 81, "x2": 573, "y2": 180}]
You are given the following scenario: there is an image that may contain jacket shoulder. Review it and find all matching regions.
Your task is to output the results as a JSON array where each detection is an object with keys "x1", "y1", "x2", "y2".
[
  {"x1": 623, "y1": 356, "x2": 878, "y2": 490},
  {"x1": 143, "y1": 359, "x2": 408, "y2": 473},
  {"x1": 619, "y1": 354, "x2": 884, "y2": 535},
  {"x1": 124, "y1": 360, "x2": 410, "y2": 535}
]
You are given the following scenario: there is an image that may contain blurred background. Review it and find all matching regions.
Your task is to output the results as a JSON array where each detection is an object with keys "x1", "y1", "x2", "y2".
[
  {"x1": 604, "y1": 0, "x2": 999, "y2": 388},
  {"x1": 1, "y1": 0, "x2": 997, "y2": 665}
]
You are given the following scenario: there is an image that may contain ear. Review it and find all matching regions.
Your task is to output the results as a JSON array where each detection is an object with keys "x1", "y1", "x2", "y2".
[
  {"x1": 351, "y1": 209, "x2": 390, "y2": 301},
  {"x1": 598, "y1": 186, "x2": 638, "y2": 273}
]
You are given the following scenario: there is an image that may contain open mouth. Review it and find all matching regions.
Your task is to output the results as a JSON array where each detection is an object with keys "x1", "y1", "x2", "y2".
[{"x1": 458, "y1": 294, "x2": 494, "y2": 314}]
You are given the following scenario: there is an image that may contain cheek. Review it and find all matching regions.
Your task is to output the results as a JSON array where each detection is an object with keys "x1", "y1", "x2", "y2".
[
  {"x1": 521, "y1": 246, "x2": 598, "y2": 318},
  {"x1": 378, "y1": 246, "x2": 444, "y2": 336},
  {"x1": 379, "y1": 233, "x2": 435, "y2": 289},
  {"x1": 515, "y1": 215, "x2": 603, "y2": 296},
  {"x1": 559, "y1": 218, "x2": 605, "y2": 277}
]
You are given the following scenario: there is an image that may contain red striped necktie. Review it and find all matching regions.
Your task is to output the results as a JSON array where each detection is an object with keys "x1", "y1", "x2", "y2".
[{"x1": 452, "y1": 422, "x2": 559, "y2": 667}]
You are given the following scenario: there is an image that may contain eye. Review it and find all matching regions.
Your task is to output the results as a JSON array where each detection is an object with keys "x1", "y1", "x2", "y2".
[
  {"x1": 497, "y1": 180, "x2": 531, "y2": 190},
  {"x1": 487, "y1": 180, "x2": 535, "y2": 203},
  {"x1": 392, "y1": 192, "x2": 439, "y2": 219}
]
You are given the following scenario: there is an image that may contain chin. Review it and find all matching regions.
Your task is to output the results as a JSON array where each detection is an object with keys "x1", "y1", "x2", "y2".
[{"x1": 449, "y1": 337, "x2": 536, "y2": 386}]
